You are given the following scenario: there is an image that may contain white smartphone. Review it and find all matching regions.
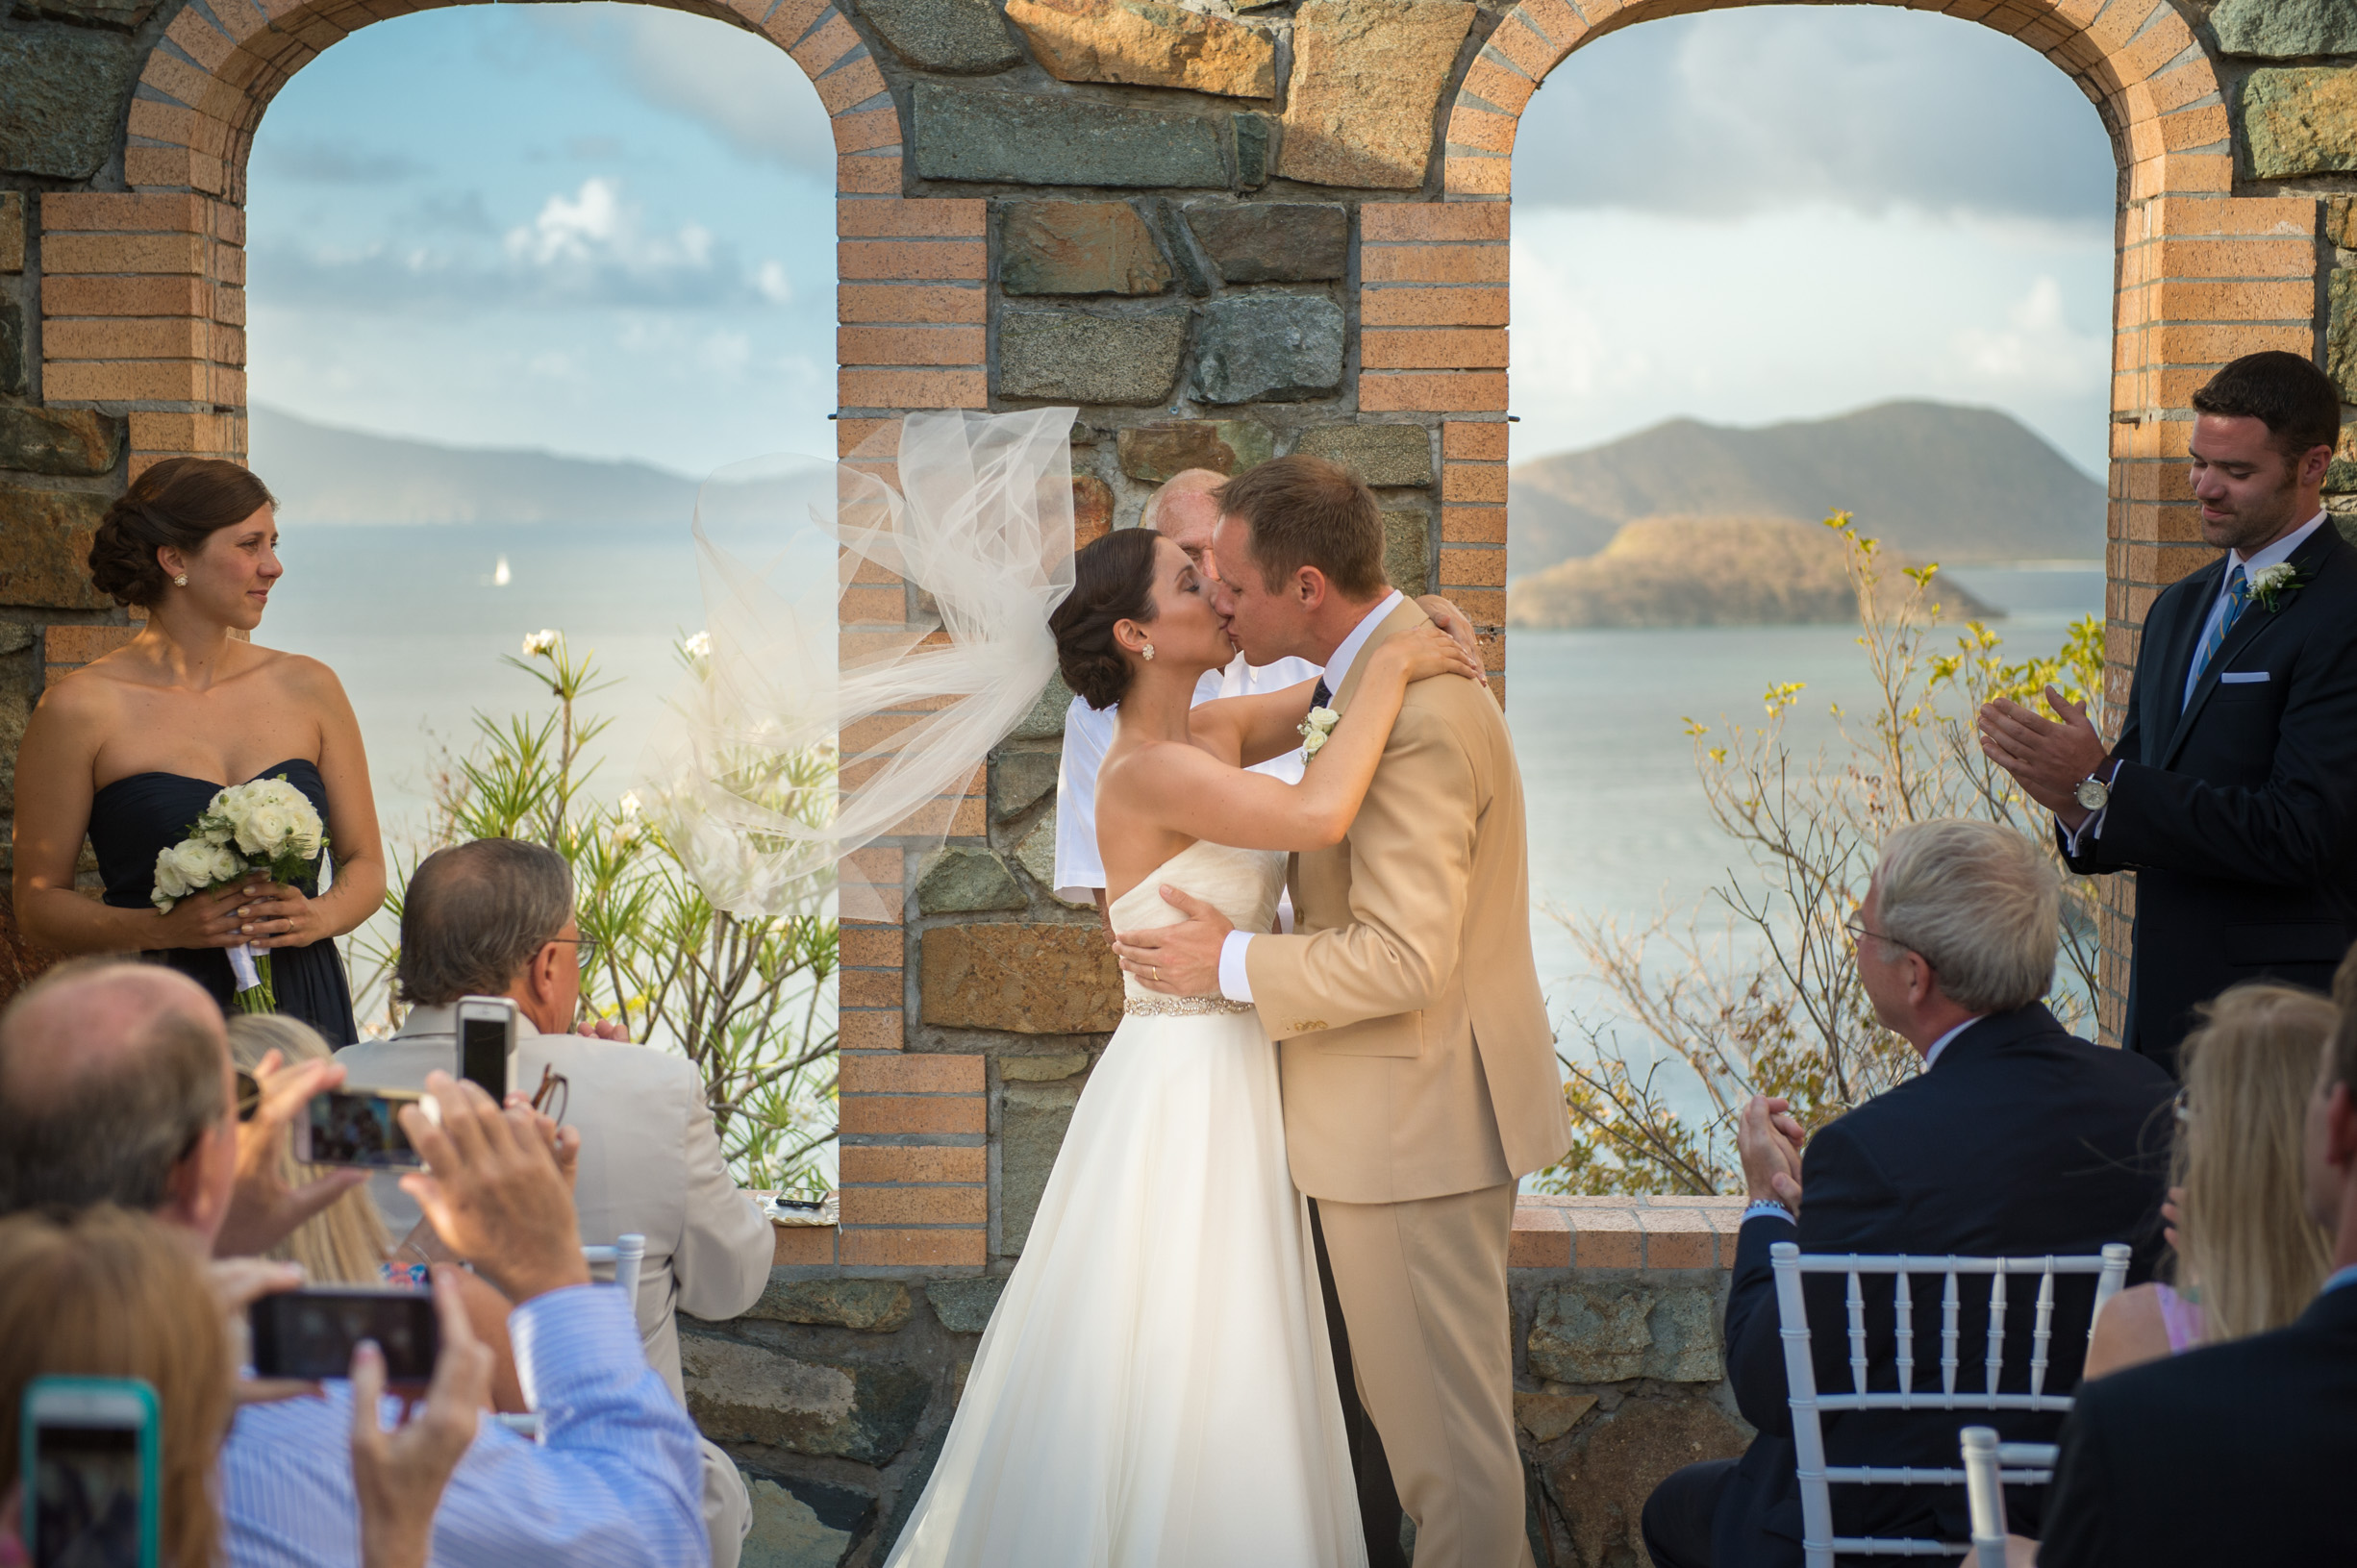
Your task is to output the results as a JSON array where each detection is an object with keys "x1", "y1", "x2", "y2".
[
  {"x1": 20, "y1": 1376, "x2": 161, "y2": 1568},
  {"x1": 453, "y1": 994, "x2": 517, "y2": 1102},
  {"x1": 294, "y1": 1085, "x2": 439, "y2": 1167}
]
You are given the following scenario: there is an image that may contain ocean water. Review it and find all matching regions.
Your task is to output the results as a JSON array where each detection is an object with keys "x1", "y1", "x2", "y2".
[{"x1": 262, "y1": 527, "x2": 2100, "y2": 1062}]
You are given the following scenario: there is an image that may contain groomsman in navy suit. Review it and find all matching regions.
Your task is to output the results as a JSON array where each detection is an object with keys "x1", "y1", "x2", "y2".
[{"x1": 1979, "y1": 351, "x2": 2357, "y2": 1075}]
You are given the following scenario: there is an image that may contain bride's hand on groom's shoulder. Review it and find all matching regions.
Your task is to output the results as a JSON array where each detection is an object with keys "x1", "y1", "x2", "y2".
[
  {"x1": 1109, "y1": 887, "x2": 1233, "y2": 996},
  {"x1": 1413, "y1": 595, "x2": 1490, "y2": 685},
  {"x1": 1381, "y1": 625, "x2": 1485, "y2": 687}
]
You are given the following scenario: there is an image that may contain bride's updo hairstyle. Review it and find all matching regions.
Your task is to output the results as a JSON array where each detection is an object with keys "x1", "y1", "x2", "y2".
[
  {"x1": 87, "y1": 457, "x2": 278, "y2": 608},
  {"x1": 1050, "y1": 527, "x2": 1160, "y2": 709}
]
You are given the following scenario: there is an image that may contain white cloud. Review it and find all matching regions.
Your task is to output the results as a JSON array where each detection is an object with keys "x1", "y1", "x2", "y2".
[{"x1": 1950, "y1": 276, "x2": 2107, "y2": 392}]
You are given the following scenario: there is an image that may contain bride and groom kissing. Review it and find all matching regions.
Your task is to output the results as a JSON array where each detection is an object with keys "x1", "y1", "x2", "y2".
[{"x1": 884, "y1": 450, "x2": 1573, "y2": 1567}]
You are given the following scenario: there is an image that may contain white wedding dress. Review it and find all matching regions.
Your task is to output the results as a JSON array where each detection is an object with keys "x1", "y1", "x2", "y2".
[{"x1": 884, "y1": 838, "x2": 1368, "y2": 1568}]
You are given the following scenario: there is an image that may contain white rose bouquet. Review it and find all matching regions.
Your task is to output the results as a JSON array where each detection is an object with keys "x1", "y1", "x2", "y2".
[
  {"x1": 150, "y1": 775, "x2": 331, "y2": 1012},
  {"x1": 1298, "y1": 705, "x2": 1341, "y2": 762}
]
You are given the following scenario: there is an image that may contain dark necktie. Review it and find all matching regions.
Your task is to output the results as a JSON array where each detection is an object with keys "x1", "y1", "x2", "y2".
[{"x1": 1311, "y1": 678, "x2": 1333, "y2": 710}]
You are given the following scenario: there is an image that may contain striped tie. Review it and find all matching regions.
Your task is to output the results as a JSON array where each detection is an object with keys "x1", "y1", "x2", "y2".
[
  {"x1": 2189, "y1": 563, "x2": 2251, "y2": 688},
  {"x1": 1311, "y1": 678, "x2": 1333, "y2": 710}
]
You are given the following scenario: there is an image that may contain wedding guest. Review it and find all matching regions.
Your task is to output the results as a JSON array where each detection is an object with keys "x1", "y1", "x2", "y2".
[
  {"x1": 227, "y1": 1013, "x2": 392, "y2": 1283},
  {"x1": 2083, "y1": 983, "x2": 2335, "y2": 1376},
  {"x1": 0, "y1": 1203, "x2": 494, "y2": 1568},
  {"x1": 1641, "y1": 820, "x2": 2176, "y2": 1568},
  {"x1": 1978, "y1": 351, "x2": 2357, "y2": 1076},
  {"x1": 336, "y1": 836, "x2": 769, "y2": 1568},
  {"x1": 0, "y1": 960, "x2": 708, "y2": 1568},
  {"x1": 2036, "y1": 944, "x2": 2357, "y2": 1567},
  {"x1": 11, "y1": 458, "x2": 385, "y2": 1044}
]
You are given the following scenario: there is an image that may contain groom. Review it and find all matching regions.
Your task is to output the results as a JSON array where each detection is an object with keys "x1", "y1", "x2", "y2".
[{"x1": 1113, "y1": 455, "x2": 1571, "y2": 1568}]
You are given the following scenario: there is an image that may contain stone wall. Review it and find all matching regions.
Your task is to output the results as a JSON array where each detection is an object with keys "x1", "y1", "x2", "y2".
[
  {"x1": 4, "y1": 1, "x2": 2356, "y2": 1562},
  {"x1": 714, "y1": 1195, "x2": 1753, "y2": 1566}
]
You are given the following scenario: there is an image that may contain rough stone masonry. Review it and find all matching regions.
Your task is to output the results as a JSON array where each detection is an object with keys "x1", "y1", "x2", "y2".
[{"x1": 3, "y1": 0, "x2": 2353, "y2": 1561}]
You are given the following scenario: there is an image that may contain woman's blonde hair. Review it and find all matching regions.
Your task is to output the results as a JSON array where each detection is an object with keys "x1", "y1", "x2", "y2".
[
  {"x1": 2172, "y1": 983, "x2": 2338, "y2": 1342},
  {"x1": 226, "y1": 1013, "x2": 392, "y2": 1282},
  {"x1": 0, "y1": 1206, "x2": 232, "y2": 1568}
]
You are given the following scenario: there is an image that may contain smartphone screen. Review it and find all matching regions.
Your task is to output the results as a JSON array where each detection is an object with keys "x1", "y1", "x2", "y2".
[
  {"x1": 459, "y1": 1012, "x2": 508, "y2": 1101},
  {"x1": 26, "y1": 1379, "x2": 155, "y2": 1568},
  {"x1": 303, "y1": 1091, "x2": 422, "y2": 1168},
  {"x1": 249, "y1": 1290, "x2": 438, "y2": 1382}
]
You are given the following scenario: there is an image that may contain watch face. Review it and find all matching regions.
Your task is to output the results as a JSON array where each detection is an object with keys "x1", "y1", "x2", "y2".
[{"x1": 2075, "y1": 779, "x2": 2108, "y2": 810}]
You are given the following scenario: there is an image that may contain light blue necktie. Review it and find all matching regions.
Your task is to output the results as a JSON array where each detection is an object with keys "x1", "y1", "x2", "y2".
[{"x1": 2188, "y1": 563, "x2": 2251, "y2": 690}]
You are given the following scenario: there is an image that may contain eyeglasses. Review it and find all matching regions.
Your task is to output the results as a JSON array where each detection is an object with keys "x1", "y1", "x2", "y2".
[
  {"x1": 545, "y1": 934, "x2": 601, "y2": 967},
  {"x1": 233, "y1": 1069, "x2": 263, "y2": 1123},
  {"x1": 531, "y1": 1063, "x2": 569, "y2": 1126},
  {"x1": 1842, "y1": 918, "x2": 1920, "y2": 960}
]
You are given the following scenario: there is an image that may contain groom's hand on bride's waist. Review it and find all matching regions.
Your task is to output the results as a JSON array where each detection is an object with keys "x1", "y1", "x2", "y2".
[{"x1": 1110, "y1": 887, "x2": 1234, "y2": 996}]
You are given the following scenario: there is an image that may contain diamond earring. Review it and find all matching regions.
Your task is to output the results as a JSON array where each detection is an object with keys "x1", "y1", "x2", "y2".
[
  {"x1": 1141, "y1": 643, "x2": 1156, "y2": 661},
  {"x1": 173, "y1": 574, "x2": 188, "y2": 586}
]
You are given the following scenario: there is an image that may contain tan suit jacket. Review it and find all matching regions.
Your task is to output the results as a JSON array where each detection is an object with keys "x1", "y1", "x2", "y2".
[
  {"x1": 1246, "y1": 600, "x2": 1572, "y2": 1204},
  {"x1": 336, "y1": 1010, "x2": 774, "y2": 1402}
]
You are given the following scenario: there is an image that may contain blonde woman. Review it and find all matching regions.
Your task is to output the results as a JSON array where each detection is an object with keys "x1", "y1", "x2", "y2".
[
  {"x1": 2085, "y1": 983, "x2": 2337, "y2": 1376},
  {"x1": 226, "y1": 1014, "x2": 390, "y2": 1283}
]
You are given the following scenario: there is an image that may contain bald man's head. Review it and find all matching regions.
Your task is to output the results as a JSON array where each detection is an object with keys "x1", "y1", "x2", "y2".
[
  {"x1": 0, "y1": 962, "x2": 230, "y2": 1218},
  {"x1": 1142, "y1": 468, "x2": 1231, "y2": 559}
]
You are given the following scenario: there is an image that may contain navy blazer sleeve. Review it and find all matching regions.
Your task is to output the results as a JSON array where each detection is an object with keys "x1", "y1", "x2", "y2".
[
  {"x1": 1719, "y1": 1120, "x2": 1903, "y2": 1436},
  {"x1": 2096, "y1": 627, "x2": 2357, "y2": 882},
  {"x1": 2059, "y1": 667, "x2": 2147, "y2": 878}
]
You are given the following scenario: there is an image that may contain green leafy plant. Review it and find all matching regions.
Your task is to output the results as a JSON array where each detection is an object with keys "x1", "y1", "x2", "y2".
[
  {"x1": 346, "y1": 631, "x2": 840, "y2": 1192},
  {"x1": 1537, "y1": 516, "x2": 2106, "y2": 1195}
]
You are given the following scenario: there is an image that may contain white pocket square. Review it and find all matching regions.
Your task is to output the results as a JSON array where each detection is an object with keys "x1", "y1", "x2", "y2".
[{"x1": 2219, "y1": 670, "x2": 2270, "y2": 684}]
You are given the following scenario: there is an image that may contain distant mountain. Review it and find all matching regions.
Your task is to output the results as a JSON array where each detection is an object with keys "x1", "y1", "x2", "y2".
[
  {"x1": 248, "y1": 407, "x2": 697, "y2": 526},
  {"x1": 1507, "y1": 514, "x2": 2000, "y2": 631},
  {"x1": 1510, "y1": 401, "x2": 2105, "y2": 575}
]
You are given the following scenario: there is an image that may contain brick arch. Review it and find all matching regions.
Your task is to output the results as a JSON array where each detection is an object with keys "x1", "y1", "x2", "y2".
[
  {"x1": 1367, "y1": 0, "x2": 2307, "y2": 1045},
  {"x1": 38, "y1": 0, "x2": 983, "y2": 476}
]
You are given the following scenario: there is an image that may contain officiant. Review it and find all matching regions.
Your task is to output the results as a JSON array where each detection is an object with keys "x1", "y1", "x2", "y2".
[
  {"x1": 11, "y1": 457, "x2": 382, "y2": 1044},
  {"x1": 1978, "y1": 351, "x2": 2357, "y2": 1074}
]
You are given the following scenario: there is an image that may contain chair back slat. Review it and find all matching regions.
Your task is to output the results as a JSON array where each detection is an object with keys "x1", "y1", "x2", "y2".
[
  {"x1": 1770, "y1": 1242, "x2": 2126, "y2": 1568},
  {"x1": 1983, "y1": 1270, "x2": 2007, "y2": 1396},
  {"x1": 1941, "y1": 1268, "x2": 1960, "y2": 1400},
  {"x1": 2027, "y1": 1264, "x2": 2057, "y2": 1400},
  {"x1": 1846, "y1": 1268, "x2": 1869, "y2": 1397},
  {"x1": 1893, "y1": 1273, "x2": 1915, "y2": 1397},
  {"x1": 1960, "y1": 1427, "x2": 2006, "y2": 1568}
]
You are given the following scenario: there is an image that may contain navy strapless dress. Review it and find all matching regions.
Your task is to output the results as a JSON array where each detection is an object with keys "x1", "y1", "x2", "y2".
[{"x1": 87, "y1": 758, "x2": 360, "y2": 1046}]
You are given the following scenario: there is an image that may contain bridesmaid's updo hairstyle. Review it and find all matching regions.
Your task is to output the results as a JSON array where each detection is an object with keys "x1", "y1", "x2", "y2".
[
  {"x1": 87, "y1": 458, "x2": 278, "y2": 608},
  {"x1": 1050, "y1": 528, "x2": 1160, "y2": 710}
]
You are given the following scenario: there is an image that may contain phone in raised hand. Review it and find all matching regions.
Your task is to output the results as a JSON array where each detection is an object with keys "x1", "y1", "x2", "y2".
[
  {"x1": 295, "y1": 1086, "x2": 439, "y2": 1168},
  {"x1": 20, "y1": 1375, "x2": 161, "y2": 1568},
  {"x1": 452, "y1": 995, "x2": 516, "y2": 1103},
  {"x1": 248, "y1": 1288, "x2": 439, "y2": 1388}
]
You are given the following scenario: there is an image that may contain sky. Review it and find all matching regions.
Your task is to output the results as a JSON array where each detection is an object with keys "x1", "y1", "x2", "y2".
[{"x1": 244, "y1": 1, "x2": 2120, "y2": 479}]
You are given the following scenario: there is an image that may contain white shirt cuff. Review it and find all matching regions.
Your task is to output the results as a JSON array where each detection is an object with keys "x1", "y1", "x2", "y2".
[
  {"x1": 2061, "y1": 804, "x2": 2107, "y2": 857},
  {"x1": 1217, "y1": 931, "x2": 1255, "y2": 1004},
  {"x1": 1742, "y1": 1200, "x2": 1795, "y2": 1227}
]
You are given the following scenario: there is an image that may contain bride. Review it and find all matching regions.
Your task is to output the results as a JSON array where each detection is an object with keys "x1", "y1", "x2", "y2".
[{"x1": 884, "y1": 524, "x2": 1482, "y2": 1566}]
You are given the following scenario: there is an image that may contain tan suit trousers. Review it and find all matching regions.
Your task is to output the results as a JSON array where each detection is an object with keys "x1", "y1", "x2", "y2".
[{"x1": 1317, "y1": 1181, "x2": 1531, "y2": 1568}]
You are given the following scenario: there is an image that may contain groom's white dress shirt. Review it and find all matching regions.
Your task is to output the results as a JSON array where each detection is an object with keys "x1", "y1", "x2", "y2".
[
  {"x1": 1053, "y1": 649, "x2": 1321, "y2": 903},
  {"x1": 1216, "y1": 590, "x2": 1403, "y2": 1003},
  {"x1": 2062, "y1": 509, "x2": 2327, "y2": 857}
]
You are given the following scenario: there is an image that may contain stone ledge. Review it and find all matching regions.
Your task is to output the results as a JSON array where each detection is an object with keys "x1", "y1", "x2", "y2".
[{"x1": 1509, "y1": 1194, "x2": 1743, "y2": 1272}]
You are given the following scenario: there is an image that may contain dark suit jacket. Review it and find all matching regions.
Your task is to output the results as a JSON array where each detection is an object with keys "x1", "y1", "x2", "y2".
[
  {"x1": 2061, "y1": 519, "x2": 2357, "y2": 1075},
  {"x1": 2037, "y1": 1280, "x2": 2357, "y2": 1568},
  {"x1": 1711, "y1": 1007, "x2": 2176, "y2": 1566}
]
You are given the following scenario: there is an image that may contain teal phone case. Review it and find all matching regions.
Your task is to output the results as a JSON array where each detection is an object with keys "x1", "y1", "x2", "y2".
[{"x1": 19, "y1": 1374, "x2": 163, "y2": 1568}]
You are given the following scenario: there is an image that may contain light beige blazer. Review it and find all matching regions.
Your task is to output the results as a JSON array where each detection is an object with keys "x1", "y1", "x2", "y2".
[
  {"x1": 1245, "y1": 600, "x2": 1573, "y2": 1204},
  {"x1": 335, "y1": 1009, "x2": 773, "y2": 1402}
]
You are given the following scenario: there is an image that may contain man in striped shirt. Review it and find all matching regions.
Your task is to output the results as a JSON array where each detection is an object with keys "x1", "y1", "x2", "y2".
[{"x1": 0, "y1": 961, "x2": 711, "y2": 1568}]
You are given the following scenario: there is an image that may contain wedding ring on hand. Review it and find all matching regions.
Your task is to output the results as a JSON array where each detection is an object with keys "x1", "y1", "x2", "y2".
[{"x1": 1152, "y1": 966, "x2": 1161, "y2": 984}]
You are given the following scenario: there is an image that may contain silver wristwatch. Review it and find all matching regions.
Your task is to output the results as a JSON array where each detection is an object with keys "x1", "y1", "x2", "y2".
[{"x1": 2073, "y1": 772, "x2": 2111, "y2": 812}]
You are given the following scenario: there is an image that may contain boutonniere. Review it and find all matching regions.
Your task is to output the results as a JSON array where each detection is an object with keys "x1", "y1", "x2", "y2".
[
  {"x1": 2249, "y1": 560, "x2": 2314, "y2": 612},
  {"x1": 1298, "y1": 706, "x2": 1339, "y2": 762}
]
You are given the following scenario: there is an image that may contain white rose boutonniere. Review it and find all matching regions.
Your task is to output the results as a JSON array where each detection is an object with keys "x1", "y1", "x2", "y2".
[
  {"x1": 2248, "y1": 560, "x2": 2313, "y2": 613},
  {"x1": 1299, "y1": 705, "x2": 1340, "y2": 762}
]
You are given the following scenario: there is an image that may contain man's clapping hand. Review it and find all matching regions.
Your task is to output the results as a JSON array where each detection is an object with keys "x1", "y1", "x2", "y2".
[
  {"x1": 1738, "y1": 1095, "x2": 1807, "y2": 1211},
  {"x1": 1976, "y1": 685, "x2": 2110, "y2": 825},
  {"x1": 397, "y1": 1072, "x2": 588, "y2": 1305},
  {"x1": 215, "y1": 1048, "x2": 369, "y2": 1259}
]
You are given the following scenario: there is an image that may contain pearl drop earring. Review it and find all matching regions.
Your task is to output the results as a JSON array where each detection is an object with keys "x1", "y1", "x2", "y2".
[
  {"x1": 173, "y1": 574, "x2": 188, "y2": 586},
  {"x1": 1141, "y1": 644, "x2": 1156, "y2": 661}
]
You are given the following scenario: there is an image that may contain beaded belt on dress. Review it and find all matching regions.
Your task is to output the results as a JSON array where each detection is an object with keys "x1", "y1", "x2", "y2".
[{"x1": 1124, "y1": 995, "x2": 1256, "y2": 1017}]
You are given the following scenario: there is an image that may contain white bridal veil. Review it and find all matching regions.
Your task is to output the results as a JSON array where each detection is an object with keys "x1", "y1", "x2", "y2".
[{"x1": 652, "y1": 408, "x2": 1079, "y2": 924}]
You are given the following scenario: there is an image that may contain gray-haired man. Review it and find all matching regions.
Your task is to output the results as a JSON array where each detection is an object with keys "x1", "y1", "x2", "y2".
[
  {"x1": 1641, "y1": 820, "x2": 2176, "y2": 1568},
  {"x1": 336, "y1": 836, "x2": 772, "y2": 1568}
]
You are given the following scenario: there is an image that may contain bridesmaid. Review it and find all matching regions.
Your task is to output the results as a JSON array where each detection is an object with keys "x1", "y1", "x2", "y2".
[{"x1": 11, "y1": 457, "x2": 383, "y2": 1043}]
